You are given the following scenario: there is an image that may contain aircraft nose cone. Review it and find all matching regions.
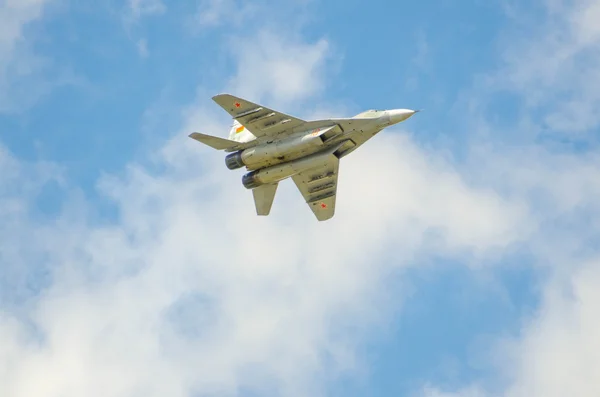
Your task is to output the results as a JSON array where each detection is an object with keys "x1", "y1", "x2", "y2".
[{"x1": 388, "y1": 109, "x2": 418, "y2": 124}]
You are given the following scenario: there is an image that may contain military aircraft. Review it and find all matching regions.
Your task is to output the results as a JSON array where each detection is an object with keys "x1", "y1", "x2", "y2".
[{"x1": 189, "y1": 94, "x2": 419, "y2": 221}]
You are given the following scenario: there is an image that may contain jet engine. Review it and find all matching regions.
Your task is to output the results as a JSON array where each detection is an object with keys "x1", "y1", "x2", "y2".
[
  {"x1": 226, "y1": 125, "x2": 342, "y2": 171},
  {"x1": 240, "y1": 141, "x2": 346, "y2": 189},
  {"x1": 242, "y1": 170, "x2": 260, "y2": 189},
  {"x1": 225, "y1": 151, "x2": 245, "y2": 170}
]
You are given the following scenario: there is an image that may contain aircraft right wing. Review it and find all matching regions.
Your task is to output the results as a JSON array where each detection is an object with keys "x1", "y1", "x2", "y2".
[
  {"x1": 212, "y1": 93, "x2": 307, "y2": 139},
  {"x1": 291, "y1": 154, "x2": 339, "y2": 221}
]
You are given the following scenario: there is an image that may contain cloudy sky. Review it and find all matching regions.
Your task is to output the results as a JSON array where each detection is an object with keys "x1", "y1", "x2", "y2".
[{"x1": 1, "y1": 0, "x2": 600, "y2": 396}]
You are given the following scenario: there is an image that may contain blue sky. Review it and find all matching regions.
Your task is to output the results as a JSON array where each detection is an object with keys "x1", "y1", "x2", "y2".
[{"x1": 2, "y1": 1, "x2": 600, "y2": 397}]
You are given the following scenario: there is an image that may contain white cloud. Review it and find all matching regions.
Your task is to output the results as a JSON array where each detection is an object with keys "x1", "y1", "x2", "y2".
[
  {"x1": 128, "y1": 0, "x2": 165, "y2": 18},
  {"x1": 0, "y1": 0, "x2": 48, "y2": 55},
  {"x1": 491, "y1": 0, "x2": 600, "y2": 134},
  {"x1": 420, "y1": 386, "x2": 488, "y2": 397},
  {"x1": 194, "y1": 0, "x2": 236, "y2": 27},
  {"x1": 7, "y1": 2, "x2": 599, "y2": 397},
  {"x1": 137, "y1": 38, "x2": 149, "y2": 57},
  {"x1": 226, "y1": 30, "x2": 331, "y2": 106},
  {"x1": 0, "y1": 0, "x2": 57, "y2": 111},
  {"x1": 191, "y1": 0, "x2": 300, "y2": 30},
  {"x1": 0, "y1": 137, "x2": 526, "y2": 397},
  {"x1": 422, "y1": 258, "x2": 600, "y2": 397},
  {"x1": 0, "y1": 24, "x2": 529, "y2": 397},
  {"x1": 122, "y1": 0, "x2": 165, "y2": 60},
  {"x1": 419, "y1": 0, "x2": 600, "y2": 396},
  {"x1": 500, "y1": 259, "x2": 600, "y2": 397}
]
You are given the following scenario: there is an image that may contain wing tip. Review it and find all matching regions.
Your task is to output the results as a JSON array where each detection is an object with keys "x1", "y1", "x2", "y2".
[
  {"x1": 310, "y1": 202, "x2": 336, "y2": 222},
  {"x1": 316, "y1": 214, "x2": 335, "y2": 222},
  {"x1": 212, "y1": 93, "x2": 233, "y2": 101}
]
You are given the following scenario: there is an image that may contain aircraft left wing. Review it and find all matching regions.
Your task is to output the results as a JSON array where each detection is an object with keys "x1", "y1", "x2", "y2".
[
  {"x1": 291, "y1": 154, "x2": 339, "y2": 221},
  {"x1": 212, "y1": 93, "x2": 307, "y2": 139}
]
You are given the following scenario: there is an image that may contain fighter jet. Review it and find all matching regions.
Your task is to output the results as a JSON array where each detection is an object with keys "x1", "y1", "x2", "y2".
[{"x1": 189, "y1": 93, "x2": 418, "y2": 221}]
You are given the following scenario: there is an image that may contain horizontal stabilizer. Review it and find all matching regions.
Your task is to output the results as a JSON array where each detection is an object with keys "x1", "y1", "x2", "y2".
[{"x1": 189, "y1": 132, "x2": 240, "y2": 151}]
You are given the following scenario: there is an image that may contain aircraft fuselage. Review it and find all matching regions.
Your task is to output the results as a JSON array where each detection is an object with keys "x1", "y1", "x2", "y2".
[{"x1": 226, "y1": 108, "x2": 417, "y2": 189}]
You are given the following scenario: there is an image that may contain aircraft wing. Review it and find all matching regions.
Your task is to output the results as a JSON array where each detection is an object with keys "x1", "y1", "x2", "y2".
[
  {"x1": 213, "y1": 93, "x2": 307, "y2": 139},
  {"x1": 291, "y1": 154, "x2": 339, "y2": 221}
]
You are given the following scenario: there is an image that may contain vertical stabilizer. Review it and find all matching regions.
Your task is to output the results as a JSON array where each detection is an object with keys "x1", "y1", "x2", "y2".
[
  {"x1": 228, "y1": 120, "x2": 257, "y2": 143},
  {"x1": 252, "y1": 183, "x2": 278, "y2": 216}
]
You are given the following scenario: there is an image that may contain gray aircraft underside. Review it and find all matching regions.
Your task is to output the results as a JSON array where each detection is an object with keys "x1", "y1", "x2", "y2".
[{"x1": 189, "y1": 93, "x2": 418, "y2": 221}]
